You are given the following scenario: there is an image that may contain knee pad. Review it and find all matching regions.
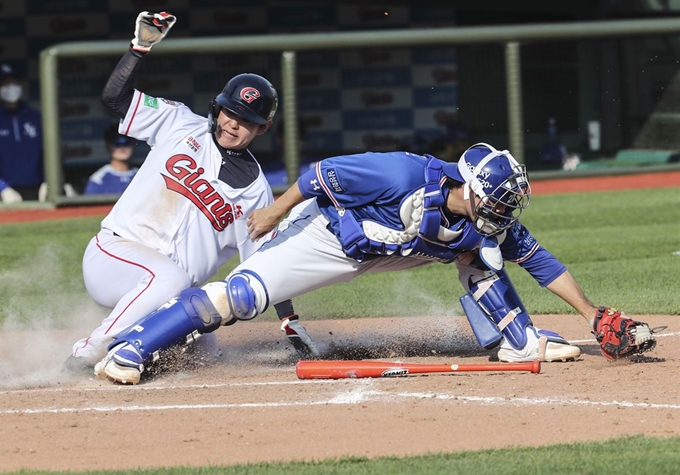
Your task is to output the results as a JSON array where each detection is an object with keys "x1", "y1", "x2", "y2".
[
  {"x1": 226, "y1": 270, "x2": 269, "y2": 321},
  {"x1": 108, "y1": 286, "x2": 225, "y2": 366},
  {"x1": 467, "y1": 268, "x2": 533, "y2": 350}
]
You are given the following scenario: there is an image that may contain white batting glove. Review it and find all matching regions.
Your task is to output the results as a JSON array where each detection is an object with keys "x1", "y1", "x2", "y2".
[
  {"x1": 0, "y1": 186, "x2": 23, "y2": 203},
  {"x1": 131, "y1": 11, "x2": 176, "y2": 53},
  {"x1": 281, "y1": 316, "x2": 320, "y2": 359}
]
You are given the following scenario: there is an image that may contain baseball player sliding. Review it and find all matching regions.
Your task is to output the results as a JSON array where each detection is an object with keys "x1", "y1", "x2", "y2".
[
  {"x1": 64, "y1": 12, "x2": 317, "y2": 375},
  {"x1": 94, "y1": 141, "x2": 660, "y2": 384}
]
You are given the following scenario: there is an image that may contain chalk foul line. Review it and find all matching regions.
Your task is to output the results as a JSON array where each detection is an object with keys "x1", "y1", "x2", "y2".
[
  {"x1": 2, "y1": 385, "x2": 680, "y2": 415},
  {"x1": 570, "y1": 330, "x2": 679, "y2": 344}
]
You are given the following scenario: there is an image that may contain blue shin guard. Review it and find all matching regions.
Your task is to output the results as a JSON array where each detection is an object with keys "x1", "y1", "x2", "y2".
[
  {"x1": 107, "y1": 287, "x2": 223, "y2": 372},
  {"x1": 460, "y1": 294, "x2": 503, "y2": 349},
  {"x1": 468, "y1": 268, "x2": 532, "y2": 350}
]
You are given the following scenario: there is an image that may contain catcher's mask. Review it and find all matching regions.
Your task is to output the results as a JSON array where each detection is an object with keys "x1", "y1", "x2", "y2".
[
  {"x1": 442, "y1": 142, "x2": 531, "y2": 236},
  {"x1": 208, "y1": 73, "x2": 278, "y2": 133}
]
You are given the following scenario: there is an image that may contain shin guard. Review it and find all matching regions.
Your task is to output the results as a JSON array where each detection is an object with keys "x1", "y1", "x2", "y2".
[
  {"x1": 460, "y1": 294, "x2": 503, "y2": 349},
  {"x1": 107, "y1": 287, "x2": 224, "y2": 370},
  {"x1": 468, "y1": 268, "x2": 532, "y2": 350}
]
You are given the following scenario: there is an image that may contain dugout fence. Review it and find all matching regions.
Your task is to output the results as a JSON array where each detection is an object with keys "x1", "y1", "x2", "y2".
[{"x1": 40, "y1": 18, "x2": 680, "y2": 205}]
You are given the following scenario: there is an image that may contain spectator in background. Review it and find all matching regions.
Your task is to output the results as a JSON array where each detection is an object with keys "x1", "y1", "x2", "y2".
[
  {"x1": 0, "y1": 63, "x2": 44, "y2": 203},
  {"x1": 84, "y1": 124, "x2": 138, "y2": 195},
  {"x1": 539, "y1": 117, "x2": 580, "y2": 171}
]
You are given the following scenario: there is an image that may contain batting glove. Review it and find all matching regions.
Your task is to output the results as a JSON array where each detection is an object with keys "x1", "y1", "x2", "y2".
[
  {"x1": 281, "y1": 315, "x2": 320, "y2": 359},
  {"x1": 0, "y1": 186, "x2": 23, "y2": 203},
  {"x1": 131, "y1": 11, "x2": 176, "y2": 53}
]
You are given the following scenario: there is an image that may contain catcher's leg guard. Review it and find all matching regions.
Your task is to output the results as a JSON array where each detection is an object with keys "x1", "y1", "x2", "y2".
[
  {"x1": 460, "y1": 294, "x2": 503, "y2": 349},
  {"x1": 96, "y1": 285, "x2": 226, "y2": 384},
  {"x1": 226, "y1": 270, "x2": 269, "y2": 321},
  {"x1": 462, "y1": 268, "x2": 579, "y2": 362},
  {"x1": 467, "y1": 268, "x2": 534, "y2": 350}
]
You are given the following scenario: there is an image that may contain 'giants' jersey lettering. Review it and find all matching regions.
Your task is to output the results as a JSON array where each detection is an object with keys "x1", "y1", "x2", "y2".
[{"x1": 162, "y1": 154, "x2": 235, "y2": 231}]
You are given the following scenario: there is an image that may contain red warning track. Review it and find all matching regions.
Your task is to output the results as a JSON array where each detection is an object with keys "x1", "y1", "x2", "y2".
[
  {"x1": 0, "y1": 204, "x2": 114, "y2": 224},
  {"x1": 529, "y1": 170, "x2": 680, "y2": 194},
  {"x1": 1, "y1": 171, "x2": 679, "y2": 224}
]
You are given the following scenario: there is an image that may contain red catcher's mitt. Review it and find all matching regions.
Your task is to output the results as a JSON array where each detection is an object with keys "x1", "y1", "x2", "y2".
[{"x1": 592, "y1": 307, "x2": 657, "y2": 360}]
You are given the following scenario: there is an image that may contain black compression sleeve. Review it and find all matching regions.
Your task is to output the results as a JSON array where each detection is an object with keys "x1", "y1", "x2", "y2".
[
  {"x1": 101, "y1": 49, "x2": 147, "y2": 119},
  {"x1": 274, "y1": 300, "x2": 296, "y2": 320}
]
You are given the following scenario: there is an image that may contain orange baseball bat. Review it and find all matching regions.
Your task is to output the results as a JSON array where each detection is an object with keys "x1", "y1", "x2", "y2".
[{"x1": 296, "y1": 359, "x2": 540, "y2": 379}]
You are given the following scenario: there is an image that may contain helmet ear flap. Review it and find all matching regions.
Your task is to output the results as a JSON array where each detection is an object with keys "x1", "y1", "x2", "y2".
[{"x1": 208, "y1": 98, "x2": 222, "y2": 134}]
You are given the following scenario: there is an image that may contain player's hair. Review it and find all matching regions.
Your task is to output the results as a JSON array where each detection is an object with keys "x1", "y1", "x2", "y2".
[{"x1": 444, "y1": 177, "x2": 464, "y2": 190}]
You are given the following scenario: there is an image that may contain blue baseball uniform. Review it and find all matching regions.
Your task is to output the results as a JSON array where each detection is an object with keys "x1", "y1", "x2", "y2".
[
  {"x1": 0, "y1": 102, "x2": 43, "y2": 191},
  {"x1": 84, "y1": 164, "x2": 139, "y2": 195}
]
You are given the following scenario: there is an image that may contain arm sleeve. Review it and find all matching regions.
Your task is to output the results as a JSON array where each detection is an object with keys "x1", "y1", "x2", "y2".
[
  {"x1": 101, "y1": 49, "x2": 147, "y2": 119},
  {"x1": 0, "y1": 178, "x2": 9, "y2": 192},
  {"x1": 500, "y1": 221, "x2": 567, "y2": 287}
]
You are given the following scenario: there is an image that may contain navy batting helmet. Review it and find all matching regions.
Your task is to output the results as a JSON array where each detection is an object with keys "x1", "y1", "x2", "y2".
[{"x1": 208, "y1": 73, "x2": 278, "y2": 132}]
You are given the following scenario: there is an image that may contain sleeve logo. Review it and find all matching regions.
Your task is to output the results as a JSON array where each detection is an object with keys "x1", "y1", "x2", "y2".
[
  {"x1": 326, "y1": 168, "x2": 345, "y2": 193},
  {"x1": 160, "y1": 98, "x2": 181, "y2": 107},
  {"x1": 143, "y1": 95, "x2": 159, "y2": 109}
]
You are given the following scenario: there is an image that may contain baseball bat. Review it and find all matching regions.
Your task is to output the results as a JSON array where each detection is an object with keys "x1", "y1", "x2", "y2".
[{"x1": 296, "y1": 359, "x2": 540, "y2": 379}]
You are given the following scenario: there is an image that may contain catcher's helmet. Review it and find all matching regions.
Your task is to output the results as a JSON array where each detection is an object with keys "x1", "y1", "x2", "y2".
[
  {"x1": 208, "y1": 73, "x2": 278, "y2": 132},
  {"x1": 442, "y1": 142, "x2": 531, "y2": 236}
]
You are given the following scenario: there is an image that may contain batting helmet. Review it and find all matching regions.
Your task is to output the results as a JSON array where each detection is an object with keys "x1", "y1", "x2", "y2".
[
  {"x1": 208, "y1": 73, "x2": 278, "y2": 132},
  {"x1": 442, "y1": 142, "x2": 531, "y2": 236}
]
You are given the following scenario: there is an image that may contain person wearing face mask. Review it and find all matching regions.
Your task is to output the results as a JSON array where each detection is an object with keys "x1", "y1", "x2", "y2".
[
  {"x1": 0, "y1": 63, "x2": 44, "y2": 203},
  {"x1": 84, "y1": 124, "x2": 139, "y2": 195}
]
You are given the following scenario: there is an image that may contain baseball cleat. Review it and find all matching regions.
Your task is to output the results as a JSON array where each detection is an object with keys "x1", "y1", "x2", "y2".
[
  {"x1": 497, "y1": 329, "x2": 581, "y2": 363},
  {"x1": 94, "y1": 344, "x2": 144, "y2": 385},
  {"x1": 99, "y1": 360, "x2": 141, "y2": 385}
]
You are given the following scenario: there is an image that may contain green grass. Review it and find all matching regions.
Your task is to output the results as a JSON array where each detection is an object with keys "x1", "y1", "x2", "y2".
[
  {"x1": 1, "y1": 190, "x2": 679, "y2": 473},
  {"x1": 6, "y1": 435, "x2": 680, "y2": 474},
  {"x1": 1, "y1": 187, "x2": 679, "y2": 326}
]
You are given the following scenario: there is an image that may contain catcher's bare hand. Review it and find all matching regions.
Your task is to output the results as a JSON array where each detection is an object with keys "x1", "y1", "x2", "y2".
[
  {"x1": 131, "y1": 11, "x2": 176, "y2": 52},
  {"x1": 247, "y1": 205, "x2": 282, "y2": 240},
  {"x1": 592, "y1": 306, "x2": 659, "y2": 360}
]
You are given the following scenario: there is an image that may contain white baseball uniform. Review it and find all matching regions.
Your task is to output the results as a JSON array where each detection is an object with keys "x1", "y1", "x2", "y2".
[{"x1": 73, "y1": 90, "x2": 273, "y2": 363}]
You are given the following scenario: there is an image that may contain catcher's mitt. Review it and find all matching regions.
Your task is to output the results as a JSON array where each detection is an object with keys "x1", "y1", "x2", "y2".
[{"x1": 592, "y1": 307, "x2": 660, "y2": 360}]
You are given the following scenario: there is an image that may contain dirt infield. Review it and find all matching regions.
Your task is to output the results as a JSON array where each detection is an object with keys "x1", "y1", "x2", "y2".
[
  {"x1": 0, "y1": 170, "x2": 678, "y2": 472},
  {"x1": 0, "y1": 316, "x2": 678, "y2": 472}
]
